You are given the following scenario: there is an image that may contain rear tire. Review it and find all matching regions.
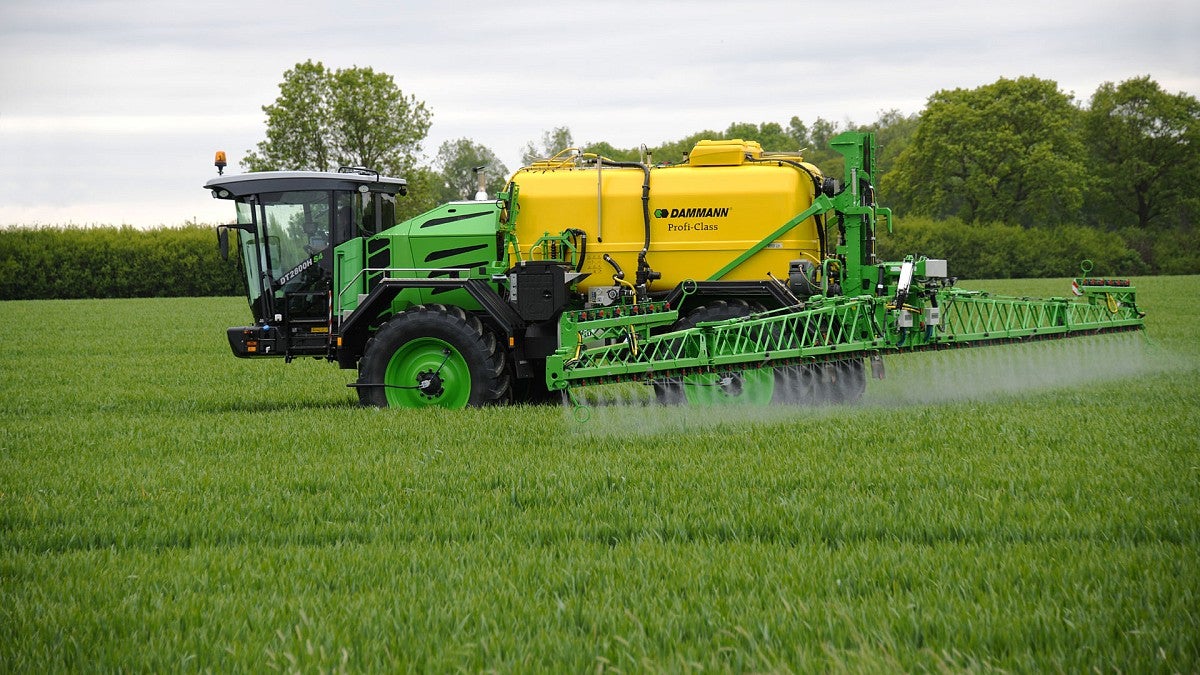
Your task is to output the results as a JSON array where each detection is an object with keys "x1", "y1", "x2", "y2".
[
  {"x1": 357, "y1": 305, "x2": 510, "y2": 408},
  {"x1": 653, "y1": 299, "x2": 775, "y2": 406}
]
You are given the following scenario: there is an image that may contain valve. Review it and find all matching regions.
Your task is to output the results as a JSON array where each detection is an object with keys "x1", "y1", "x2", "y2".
[{"x1": 821, "y1": 177, "x2": 840, "y2": 197}]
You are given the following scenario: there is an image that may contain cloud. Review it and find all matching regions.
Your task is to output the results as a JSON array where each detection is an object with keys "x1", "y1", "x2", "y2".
[
  {"x1": 2, "y1": 114, "x2": 259, "y2": 135},
  {"x1": 1, "y1": 0, "x2": 1198, "y2": 226}
]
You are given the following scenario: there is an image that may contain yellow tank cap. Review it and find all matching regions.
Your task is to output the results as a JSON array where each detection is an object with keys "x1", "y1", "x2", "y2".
[{"x1": 688, "y1": 139, "x2": 764, "y2": 166}]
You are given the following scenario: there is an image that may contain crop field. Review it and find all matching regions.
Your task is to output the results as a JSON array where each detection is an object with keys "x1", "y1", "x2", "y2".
[{"x1": 1, "y1": 276, "x2": 1197, "y2": 672}]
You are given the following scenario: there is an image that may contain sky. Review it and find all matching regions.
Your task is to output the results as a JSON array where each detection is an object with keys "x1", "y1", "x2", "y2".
[{"x1": 1, "y1": 0, "x2": 1197, "y2": 228}]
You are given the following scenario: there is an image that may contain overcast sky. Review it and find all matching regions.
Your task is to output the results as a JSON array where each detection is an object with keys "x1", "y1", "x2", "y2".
[{"x1": 1, "y1": 0, "x2": 1197, "y2": 228}]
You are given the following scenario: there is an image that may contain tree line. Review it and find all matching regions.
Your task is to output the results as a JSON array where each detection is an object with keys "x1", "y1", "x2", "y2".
[
  {"x1": 530, "y1": 76, "x2": 1197, "y2": 235},
  {"x1": 3, "y1": 67, "x2": 1195, "y2": 301},
  {"x1": 246, "y1": 64, "x2": 1197, "y2": 274}
]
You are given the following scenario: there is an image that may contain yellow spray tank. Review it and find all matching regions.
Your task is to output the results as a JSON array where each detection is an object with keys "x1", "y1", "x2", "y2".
[{"x1": 507, "y1": 139, "x2": 826, "y2": 292}]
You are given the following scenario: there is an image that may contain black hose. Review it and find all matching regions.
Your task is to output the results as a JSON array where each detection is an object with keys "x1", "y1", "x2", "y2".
[
  {"x1": 815, "y1": 213, "x2": 827, "y2": 260},
  {"x1": 603, "y1": 253, "x2": 624, "y2": 280},
  {"x1": 745, "y1": 157, "x2": 823, "y2": 197},
  {"x1": 565, "y1": 228, "x2": 587, "y2": 273},
  {"x1": 599, "y1": 160, "x2": 656, "y2": 287}
]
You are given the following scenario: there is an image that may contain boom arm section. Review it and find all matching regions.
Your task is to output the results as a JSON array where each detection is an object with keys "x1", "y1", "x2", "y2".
[{"x1": 545, "y1": 283, "x2": 1145, "y2": 394}]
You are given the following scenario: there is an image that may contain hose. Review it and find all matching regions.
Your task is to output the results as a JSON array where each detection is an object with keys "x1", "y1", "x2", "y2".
[
  {"x1": 598, "y1": 159, "x2": 655, "y2": 287},
  {"x1": 745, "y1": 156, "x2": 823, "y2": 195},
  {"x1": 604, "y1": 253, "x2": 638, "y2": 304},
  {"x1": 615, "y1": 275, "x2": 638, "y2": 305},
  {"x1": 565, "y1": 228, "x2": 587, "y2": 273},
  {"x1": 518, "y1": 151, "x2": 656, "y2": 285},
  {"x1": 815, "y1": 213, "x2": 827, "y2": 260},
  {"x1": 564, "y1": 332, "x2": 584, "y2": 368}
]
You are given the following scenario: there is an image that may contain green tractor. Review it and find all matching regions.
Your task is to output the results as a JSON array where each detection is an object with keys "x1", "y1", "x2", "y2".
[{"x1": 205, "y1": 132, "x2": 1144, "y2": 409}]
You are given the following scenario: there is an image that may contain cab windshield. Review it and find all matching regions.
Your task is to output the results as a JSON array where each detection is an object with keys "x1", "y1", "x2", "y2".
[{"x1": 235, "y1": 190, "x2": 354, "y2": 317}]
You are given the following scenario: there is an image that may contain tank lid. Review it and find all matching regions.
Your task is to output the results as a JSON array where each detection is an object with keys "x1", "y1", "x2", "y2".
[{"x1": 688, "y1": 139, "x2": 764, "y2": 166}]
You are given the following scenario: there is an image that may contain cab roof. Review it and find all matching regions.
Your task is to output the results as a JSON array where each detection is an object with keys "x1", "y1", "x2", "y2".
[{"x1": 204, "y1": 170, "x2": 407, "y2": 199}]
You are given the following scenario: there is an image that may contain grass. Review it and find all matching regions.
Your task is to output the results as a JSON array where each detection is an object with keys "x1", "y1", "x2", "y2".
[{"x1": 1, "y1": 277, "x2": 1197, "y2": 671}]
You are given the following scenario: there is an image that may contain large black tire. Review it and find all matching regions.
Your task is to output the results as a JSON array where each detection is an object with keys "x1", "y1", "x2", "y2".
[
  {"x1": 357, "y1": 304, "x2": 510, "y2": 408},
  {"x1": 772, "y1": 304, "x2": 868, "y2": 405},
  {"x1": 653, "y1": 299, "x2": 775, "y2": 405}
]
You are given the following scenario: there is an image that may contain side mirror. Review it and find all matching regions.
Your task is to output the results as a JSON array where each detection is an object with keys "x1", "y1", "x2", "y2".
[
  {"x1": 217, "y1": 226, "x2": 230, "y2": 261},
  {"x1": 217, "y1": 222, "x2": 254, "y2": 261}
]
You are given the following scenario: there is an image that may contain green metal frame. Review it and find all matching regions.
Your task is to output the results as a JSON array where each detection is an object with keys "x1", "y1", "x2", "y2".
[
  {"x1": 530, "y1": 230, "x2": 583, "y2": 269},
  {"x1": 547, "y1": 296, "x2": 875, "y2": 389},
  {"x1": 545, "y1": 287, "x2": 1144, "y2": 393}
]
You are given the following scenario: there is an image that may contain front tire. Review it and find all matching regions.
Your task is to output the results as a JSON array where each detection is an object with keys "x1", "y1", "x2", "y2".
[{"x1": 357, "y1": 305, "x2": 510, "y2": 408}]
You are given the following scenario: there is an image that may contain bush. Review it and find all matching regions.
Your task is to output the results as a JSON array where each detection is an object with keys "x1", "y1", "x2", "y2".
[
  {"x1": 1117, "y1": 226, "x2": 1200, "y2": 276},
  {"x1": 2, "y1": 218, "x2": 1193, "y2": 301},
  {"x1": 0, "y1": 224, "x2": 241, "y2": 300},
  {"x1": 877, "y1": 217, "x2": 1172, "y2": 279}
]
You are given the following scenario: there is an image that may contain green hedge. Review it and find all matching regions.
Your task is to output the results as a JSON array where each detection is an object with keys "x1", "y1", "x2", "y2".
[
  {"x1": 0, "y1": 225, "x2": 241, "y2": 300},
  {"x1": 2, "y1": 220, "x2": 1194, "y2": 301},
  {"x1": 875, "y1": 217, "x2": 1197, "y2": 279}
]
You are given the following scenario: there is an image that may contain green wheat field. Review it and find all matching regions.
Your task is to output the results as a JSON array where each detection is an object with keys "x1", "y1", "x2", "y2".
[{"x1": 2, "y1": 277, "x2": 1197, "y2": 672}]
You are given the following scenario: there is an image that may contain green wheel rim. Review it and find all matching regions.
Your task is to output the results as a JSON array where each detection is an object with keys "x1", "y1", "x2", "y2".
[
  {"x1": 383, "y1": 338, "x2": 472, "y2": 408},
  {"x1": 681, "y1": 366, "x2": 775, "y2": 406}
]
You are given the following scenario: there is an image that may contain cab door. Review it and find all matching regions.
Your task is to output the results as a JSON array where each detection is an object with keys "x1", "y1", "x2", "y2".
[{"x1": 250, "y1": 190, "x2": 355, "y2": 356}]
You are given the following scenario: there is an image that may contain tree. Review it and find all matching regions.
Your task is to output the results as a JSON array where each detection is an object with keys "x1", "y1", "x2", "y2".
[
  {"x1": 433, "y1": 138, "x2": 509, "y2": 201},
  {"x1": 580, "y1": 141, "x2": 640, "y2": 163},
  {"x1": 243, "y1": 61, "x2": 331, "y2": 172},
  {"x1": 794, "y1": 117, "x2": 844, "y2": 175},
  {"x1": 243, "y1": 60, "x2": 432, "y2": 178},
  {"x1": 809, "y1": 118, "x2": 840, "y2": 151},
  {"x1": 723, "y1": 121, "x2": 799, "y2": 151},
  {"x1": 857, "y1": 109, "x2": 920, "y2": 194},
  {"x1": 649, "y1": 131, "x2": 717, "y2": 165},
  {"x1": 396, "y1": 167, "x2": 446, "y2": 221},
  {"x1": 787, "y1": 116, "x2": 810, "y2": 149},
  {"x1": 889, "y1": 76, "x2": 1087, "y2": 226},
  {"x1": 326, "y1": 66, "x2": 431, "y2": 175},
  {"x1": 521, "y1": 127, "x2": 574, "y2": 165},
  {"x1": 1083, "y1": 76, "x2": 1200, "y2": 229}
]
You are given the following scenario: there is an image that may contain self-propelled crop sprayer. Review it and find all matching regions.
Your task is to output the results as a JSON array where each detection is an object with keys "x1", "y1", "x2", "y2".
[{"x1": 203, "y1": 131, "x2": 1145, "y2": 410}]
